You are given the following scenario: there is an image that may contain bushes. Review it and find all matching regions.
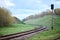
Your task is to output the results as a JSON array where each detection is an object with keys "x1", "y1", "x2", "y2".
[{"x1": 0, "y1": 7, "x2": 13, "y2": 27}]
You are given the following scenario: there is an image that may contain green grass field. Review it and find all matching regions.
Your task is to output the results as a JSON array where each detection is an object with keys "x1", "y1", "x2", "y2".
[
  {"x1": 0, "y1": 24, "x2": 36, "y2": 36},
  {"x1": 25, "y1": 15, "x2": 60, "y2": 40},
  {"x1": 27, "y1": 30, "x2": 60, "y2": 40}
]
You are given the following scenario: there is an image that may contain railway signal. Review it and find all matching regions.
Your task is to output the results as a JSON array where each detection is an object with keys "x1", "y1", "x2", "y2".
[{"x1": 51, "y1": 4, "x2": 54, "y2": 30}]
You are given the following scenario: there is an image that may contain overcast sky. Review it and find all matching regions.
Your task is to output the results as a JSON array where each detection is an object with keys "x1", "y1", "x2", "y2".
[{"x1": 0, "y1": 0, "x2": 60, "y2": 20}]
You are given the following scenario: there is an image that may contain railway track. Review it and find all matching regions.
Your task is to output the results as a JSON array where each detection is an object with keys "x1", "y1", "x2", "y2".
[{"x1": 0, "y1": 26, "x2": 47, "y2": 40}]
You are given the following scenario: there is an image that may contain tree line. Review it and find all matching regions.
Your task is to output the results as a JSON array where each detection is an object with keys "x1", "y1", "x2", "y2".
[
  {"x1": 23, "y1": 8, "x2": 60, "y2": 21},
  {"x1": 0, "y1": 7, "x2": 21, "y2": 27}
]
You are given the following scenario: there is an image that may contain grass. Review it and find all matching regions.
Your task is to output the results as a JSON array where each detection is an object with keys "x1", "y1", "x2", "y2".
[
  {"x1": 0, "y1": 24, "x2": 36, "y2": 36},
  {"x1": 25, "y1": 15, "x2": 52, "y2": 27},
  {"x1": 25, "y1": 15, "x2": 60, "y2": 40},
  {"x1": 27, "y1": 28, "x2": 60, "y2": 40}
]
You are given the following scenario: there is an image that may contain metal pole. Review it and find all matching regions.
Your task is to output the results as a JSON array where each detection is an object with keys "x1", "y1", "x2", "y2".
[{"x1": 51, "y1": 9, "x2": 53, "y2": 30}]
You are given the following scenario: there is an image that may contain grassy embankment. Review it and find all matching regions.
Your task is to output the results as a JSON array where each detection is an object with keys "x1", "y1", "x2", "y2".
[
  {"x1": 25, "y1": 15, "x2": 60, "y2": 40},
  {"x1": 0, "y1": 24, "x2": 36, "y2": 36}
]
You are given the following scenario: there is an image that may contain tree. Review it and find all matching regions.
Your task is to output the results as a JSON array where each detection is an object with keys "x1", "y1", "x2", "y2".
[
  {"x1": 54, "y1": 8, "x2": 60, "y2": 15},
  {"x1": 0, "y1": 7, "x2": 13, "y2": 27}
]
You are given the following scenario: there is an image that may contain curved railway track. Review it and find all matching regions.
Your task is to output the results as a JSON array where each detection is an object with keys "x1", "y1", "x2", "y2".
[{"x1": 0, "y1": 26, "x2": 47, "y2": 40}]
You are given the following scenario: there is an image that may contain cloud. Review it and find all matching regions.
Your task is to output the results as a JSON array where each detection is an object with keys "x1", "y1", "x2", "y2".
[
  {"x1": 55, "y1": 1, "x2": 60, "y2": 4},
  {"x1": 11, "y1": 0, "x2": 50, "y2": 20},
  {"x1": 54, "y1": 0, "x2": 60, "y2": 8},
  {"x1": 0, "y1": 0, "x2": 15, "y2": 7},
  {"x1": 0, "y1": 0, "x2": 50, "y2": 20},
  {"x1": 16, "y1": 0, "x2": 49, "y2": 10},
  {"x1": 55, "y1": 0, "x2": 60, "y2": 1}
]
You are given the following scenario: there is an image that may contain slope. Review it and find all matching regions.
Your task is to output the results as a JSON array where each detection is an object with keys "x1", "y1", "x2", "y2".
[{"x1": 25, "y1": 15, "x2": 60, "y2": 40}]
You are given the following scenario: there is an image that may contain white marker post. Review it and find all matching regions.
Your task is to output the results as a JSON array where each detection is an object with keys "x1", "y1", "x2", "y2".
[{"x1": 51, "y1": 4, "x2": 54, "y2": 30}]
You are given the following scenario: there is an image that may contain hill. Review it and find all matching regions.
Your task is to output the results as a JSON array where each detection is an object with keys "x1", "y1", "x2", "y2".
[
  {"x1": 13, "y1": 17, "x2": 24, "y2": 24},
  {"x1": 23, "y1": 8, "x2": 60, "y2": 40},
  {"x1": 23, "y1": 8, "x2": 60, "y2": 22},
  {"x1": 24, "y1": 8, "x2": 60, "y2": 28},
  {"x1": 27, "y1": 15, "x2": 60, "y2": 40}
]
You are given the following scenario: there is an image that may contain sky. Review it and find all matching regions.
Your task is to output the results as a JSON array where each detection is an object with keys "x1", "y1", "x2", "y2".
[{"x1": 0, "y1": 0, "x2": 60, "y2": 20}]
